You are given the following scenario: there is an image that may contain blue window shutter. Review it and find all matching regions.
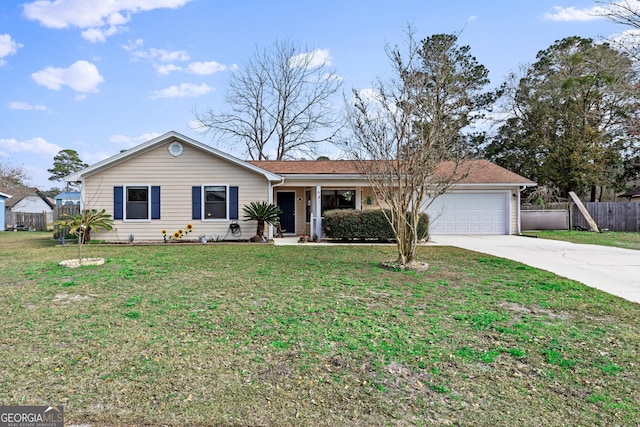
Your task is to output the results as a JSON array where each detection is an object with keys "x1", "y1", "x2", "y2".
[
  {"x1": 114, "y1": 186, "x2": 123, "y2": 220},
  {"x1": 192, "y1": 186, "x2": 201, "y2": 220},
  {"x1": 151, "y1": 186, "x2": 161, "y2": 219},
  {"x1": 229, "y1": 186, "x2": 239, "y2": 220}
]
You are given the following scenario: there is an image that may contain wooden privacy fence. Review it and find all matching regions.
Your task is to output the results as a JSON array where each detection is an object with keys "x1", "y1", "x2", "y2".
[
  {"x1": 7, "y1": 205, "x2": 81, "y2": 231},
  {"x1": 573, "y1": 202, "x2": 640, "y2": 232},
  {"x1": 9, "y1": 212, "x2": 52, "y2": 231},
  {"x1": 522, "y1": 202, "x2": 640, "y2": 232}
]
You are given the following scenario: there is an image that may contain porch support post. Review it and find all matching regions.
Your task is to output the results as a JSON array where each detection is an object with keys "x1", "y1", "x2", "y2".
[{"x1": 314, "y1": 185, "x2": 322, "y2": 240}]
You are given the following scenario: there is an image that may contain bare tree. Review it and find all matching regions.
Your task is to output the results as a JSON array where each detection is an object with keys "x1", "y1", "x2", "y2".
[
  {"x1": 596, "y1": 0, "x2": 640, "y2": 29},
  {"x1": 596, "y1": 1, "x2": 640, "y2": 59},
  {"x1": 345, "y1": 27, "x2": 494, "y2": 266},
  {"x1": 0, "y1": 161, "x2": 30, "y2": 191},
  {"x1": 196, "y1": 39, "x2": 343, "y2": 160}
]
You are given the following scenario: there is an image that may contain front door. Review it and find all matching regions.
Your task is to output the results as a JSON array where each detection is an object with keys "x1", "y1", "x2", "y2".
[{"x1": 276, "y1": 192, "x2": 295, "y2": 235}]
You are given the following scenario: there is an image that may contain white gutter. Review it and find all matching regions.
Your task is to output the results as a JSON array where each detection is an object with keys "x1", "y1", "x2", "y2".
[
  {"x1": 267, "y1": 177, "x2": 286, "y2": 239},
  {"x1": 270, "y1": 177, "x2": 286, "y2": 204}
]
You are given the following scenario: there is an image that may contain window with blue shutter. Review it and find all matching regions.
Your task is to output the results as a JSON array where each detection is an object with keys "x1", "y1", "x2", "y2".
[
  {"x1": 230, "y1": 186, "x2": 239, "y2": 220},
  {"x1": 114, "y1": 186, "x2": 123, "y2": 220},
  {"x1": 192, "y1": 186, "x2": 202, "y2": 220},
  {"x1": 151, "y1": 186, "x2": 160, "y2": 219},
  {"x1": 194, "y1": 185, "x2": 238, "y2": 220},
  {"x1": 115, "y1": 185, "x2": 159, "y2": 220}
]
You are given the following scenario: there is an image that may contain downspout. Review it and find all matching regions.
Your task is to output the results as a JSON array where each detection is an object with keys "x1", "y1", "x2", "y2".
[
  {"x1": 269, "y1": 177, "x2": 286, "y2": 204},
  {"x1": 268, "y1": 177, "x2": 286, "y2": 239}
]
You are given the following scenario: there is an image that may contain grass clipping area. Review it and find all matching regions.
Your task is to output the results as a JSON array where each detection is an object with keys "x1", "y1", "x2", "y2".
[{"x1": 1, "y1": 232, "x2": 639, "y2": 426}]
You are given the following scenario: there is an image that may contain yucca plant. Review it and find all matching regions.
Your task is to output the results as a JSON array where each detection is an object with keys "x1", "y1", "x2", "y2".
[{"x1": 242, "y1": 201, "x2": 282, "y2": 240}]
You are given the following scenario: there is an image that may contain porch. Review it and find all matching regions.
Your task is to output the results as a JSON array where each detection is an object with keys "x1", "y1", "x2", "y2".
[{"x1": 272, "y1": 185, "x2": 376, "y2": 239}]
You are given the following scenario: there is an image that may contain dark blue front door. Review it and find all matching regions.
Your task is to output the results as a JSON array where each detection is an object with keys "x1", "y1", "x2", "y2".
[{"x1": 276, "y1": 192, "x2": 295, "y2": 234}]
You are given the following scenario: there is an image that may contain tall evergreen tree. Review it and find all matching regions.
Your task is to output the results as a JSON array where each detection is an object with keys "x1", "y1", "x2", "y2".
[
  {"x1": 48, "y1": 149, "x2": 88, "y2": 190},
  {"x1": 486, "y1": 37, "x2": 640, "y2": 201}
]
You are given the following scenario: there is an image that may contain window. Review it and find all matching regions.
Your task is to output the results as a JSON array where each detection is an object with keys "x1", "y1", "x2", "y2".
[
  {"x1": 322, "y1": 189, "x2": 356, "y2": 213},
  {"x1": 126, "y1": 186, "x2": 149, "y2": 219},
  {"x1": 192, "y1": 185, "x2": 238, "y2": 221},
  {"x1": 204, "y1": 185, "x2": 227, "y2": 219},
  {"x1": 114, "y1": 186, "x2": 160, "y2": 220}
]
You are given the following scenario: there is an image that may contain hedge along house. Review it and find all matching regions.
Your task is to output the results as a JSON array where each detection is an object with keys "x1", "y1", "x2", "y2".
[
  {"x1": 250, "y1": 159, "x2": 537, "y2": 238},
  {"x1": 66, "y1": 131, "x2": 535, "y2": 242}
]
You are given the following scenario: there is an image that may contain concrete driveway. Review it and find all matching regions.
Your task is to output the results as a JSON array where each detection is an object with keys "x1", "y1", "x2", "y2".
[{"x1": 429, "y1": 235, "x2": 640, "y2": 304}]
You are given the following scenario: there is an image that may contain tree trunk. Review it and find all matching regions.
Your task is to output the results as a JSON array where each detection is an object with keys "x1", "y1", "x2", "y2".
[{"x1": 256, "y1": 220, "x2": 265, "y2": 238}]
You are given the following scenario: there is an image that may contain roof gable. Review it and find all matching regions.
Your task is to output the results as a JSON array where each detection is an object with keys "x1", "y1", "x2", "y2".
[
  {"x1": 618, "y1": 188, "x2": 640, "y2": 198},
  {"x1": 66, "y1": 131, "x2": 282, "y2": 183},
  {"x1": 3, "y1": 187, "x2": 54, "y2": 209}
]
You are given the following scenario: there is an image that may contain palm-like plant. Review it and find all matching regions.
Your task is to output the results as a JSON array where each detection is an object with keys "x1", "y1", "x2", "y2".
[
  {"x1": 242, "y1": 201, "x2": 282, "y2": 240},
  {"x1": 55, "y1": 209, "x2": 114, "y2": 261}
]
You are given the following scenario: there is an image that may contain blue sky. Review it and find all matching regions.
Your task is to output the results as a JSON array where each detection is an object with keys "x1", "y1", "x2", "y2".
[{"x1": 0, "y1": 0, "x2": 630, "y2": 189}]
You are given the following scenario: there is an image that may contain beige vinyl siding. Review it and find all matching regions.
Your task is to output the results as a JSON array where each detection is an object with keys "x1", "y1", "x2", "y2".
[
  {"x1": 511, "y1": 188, "x2": 518, "y2": 235},
  {"x1": 83, "y1": 142, "x2": 271, "y2": 241}
]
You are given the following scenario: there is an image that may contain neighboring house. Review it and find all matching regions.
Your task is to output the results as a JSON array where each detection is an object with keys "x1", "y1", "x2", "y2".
[
  {"x1": 618, "y1": 188, "x2": 640, "y2": 201},
  {"x1": 0, "y1": 192, "x2": 11, "y2": 231},
  {"x1": 3, "y1": 187, "x2": 55, "y2": 229},
  {"x1": 55, "y1": 191, "x2": 82, "y2": 206},
  {"x1": 65, "y1": 131, "x2": 536, "y2": 242}
]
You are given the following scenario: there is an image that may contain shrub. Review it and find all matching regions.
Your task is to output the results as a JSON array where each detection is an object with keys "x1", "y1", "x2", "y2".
[{"x1": 324, "y1": 209, "x2": 429, "y2": 241}]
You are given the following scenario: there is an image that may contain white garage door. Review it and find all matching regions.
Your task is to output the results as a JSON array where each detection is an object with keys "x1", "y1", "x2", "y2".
[{"x1": 426, "y1": 192, "x2": 509, "y2": 235}]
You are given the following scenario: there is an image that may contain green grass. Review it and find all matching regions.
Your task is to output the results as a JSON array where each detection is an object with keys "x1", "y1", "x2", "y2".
[
  {"x1": 1, "y1": 232, "x2": 639, "y2": 426},
  {"x1": 524, "y1": 230, "x2": 640, "y2": 250}
]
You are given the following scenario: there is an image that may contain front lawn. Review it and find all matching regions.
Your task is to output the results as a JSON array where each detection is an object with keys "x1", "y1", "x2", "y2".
[
  {"x1": 1, "y1": 232, "x2": 639, "y2": 426},
  {"x1": 524, "y1": 230, "x2": 640, "y2": 250}
]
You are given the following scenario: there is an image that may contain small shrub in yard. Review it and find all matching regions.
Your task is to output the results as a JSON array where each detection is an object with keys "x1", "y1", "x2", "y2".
[{"x1": 324, "y1": 208, "x2": 428, "y2": 241}]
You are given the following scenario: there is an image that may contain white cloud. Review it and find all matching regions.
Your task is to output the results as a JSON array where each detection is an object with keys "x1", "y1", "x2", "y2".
[
  {"x1": 289, "y1": 48, "x2": 332, "y2": 68},
  {"x1": 543, "y1": 5, "x2": 606, "y2": 21},
  {"x1": 127, "y1": 45, "x2": 190, "y2": 63},
  {"x1": 156, "y1": 64, "x2": 182, "y2": 75},
  {"x1": 32, "y1": 60, "x2": 104, "y2": 93},
  {"x1": 357, "y1": 88, "x2": 381, "y2": 104},
  {"x1": 23, "y1": 0, "x2": 194, "y2": 43},
  {"x1": 186, "y1": 61, "x2": 226, "y2": 75},
  {"x1": 150, "y1": 83, "x2": 212, "y2": 99},
  {"x1": 0, "y1": 137, "x2": 61, "y2": 157},
  {"x1": 81, "y1": 149, "x2": 112, "y2": 165},
  {"x1": 81, "y1": 25, "x2": 121, "y2": 43},
  {"x1": 109, "y1": 132, "x2": 162, "y2": 147},
  {"x1": 124, "y1": 39, "x2": 229, "y2": 76},
  {"x1": 123, "y1": 38, "x2": 144, "y2": 51},
  {"x1": 607, "y1": 28, "x2": 640, "y2": 51},
  {"x1": 8, "y1": 101, "x2": 49, "y2": 112},
  {"x1": 0, "y1": 34, "x2": 23, "y2": 66}
]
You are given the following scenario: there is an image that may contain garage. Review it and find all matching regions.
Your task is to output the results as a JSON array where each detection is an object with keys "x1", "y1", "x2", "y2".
[{"x1": 426, "y1": 192, "x2": 509, "y2": 235}]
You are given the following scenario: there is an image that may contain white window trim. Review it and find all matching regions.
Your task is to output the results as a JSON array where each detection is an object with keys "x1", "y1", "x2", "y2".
[
  {"x1": 202, "y1": 184, "x2": 229, "y2": 221},
  {"x1": 124, "y1": 184, "x2": 152, "y2": 222}
]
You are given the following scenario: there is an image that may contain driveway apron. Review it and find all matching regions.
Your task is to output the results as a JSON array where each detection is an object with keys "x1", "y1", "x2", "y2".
[{"x1": 429, "y1": 235, "x2": 640, "y2": 304}]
